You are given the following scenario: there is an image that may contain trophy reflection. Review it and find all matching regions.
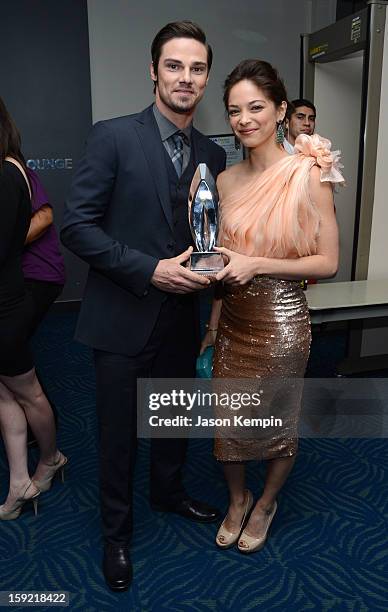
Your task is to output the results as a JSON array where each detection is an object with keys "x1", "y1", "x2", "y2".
[{"x1": 188, "y1": 163, "x2": 224, "y2": 275}]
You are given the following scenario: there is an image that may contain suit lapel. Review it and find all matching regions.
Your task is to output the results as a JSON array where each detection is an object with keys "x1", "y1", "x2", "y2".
[
  {"x1": 135, "y1": 106, "x2": 173, "y2": 232},
  {"x1": 134, "y1": 109, "x2": 216, "y2": 232},
  {"x1": 191, "y1": 128, "x2": 212, "y2": 170}
]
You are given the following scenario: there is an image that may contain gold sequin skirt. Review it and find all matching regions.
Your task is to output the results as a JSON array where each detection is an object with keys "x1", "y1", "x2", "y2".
[{"x1": 213, "y1": 276, "x2": 311, "y2": 462}]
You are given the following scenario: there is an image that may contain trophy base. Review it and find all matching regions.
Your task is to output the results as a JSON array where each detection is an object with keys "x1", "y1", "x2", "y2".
[{"x1": 190, "y1": 252, "x2": 224, "y2": 275}]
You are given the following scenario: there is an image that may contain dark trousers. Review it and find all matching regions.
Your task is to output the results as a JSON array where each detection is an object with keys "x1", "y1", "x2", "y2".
[{"x1": 93, "y1": 295, "x2": 198, "y2": 545}]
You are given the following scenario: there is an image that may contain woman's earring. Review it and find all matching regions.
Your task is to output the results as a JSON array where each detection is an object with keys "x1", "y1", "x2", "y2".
[
  {"x1": 234, "y1": 135, "x2": 241, "y2": 150},
  {"x1": 275, "y1": 121, "x2": 285, "y2": 144}
]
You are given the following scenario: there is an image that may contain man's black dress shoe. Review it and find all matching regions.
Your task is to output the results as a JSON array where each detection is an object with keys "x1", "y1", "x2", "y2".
[
  {"x1": 151, "y1": 497, "x2": 220, "y2": 523},
  {"x1": 103, "y1": 543, "x2": 132, "y2": 592}
]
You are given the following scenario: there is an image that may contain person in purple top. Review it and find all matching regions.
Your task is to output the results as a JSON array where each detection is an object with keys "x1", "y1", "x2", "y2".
[
  {"x1": 22, "y1": 169, "x2": 65, "y2": 332},
  {"x1": 22, "y1": 170, "x2": 65, "y2": 447}
]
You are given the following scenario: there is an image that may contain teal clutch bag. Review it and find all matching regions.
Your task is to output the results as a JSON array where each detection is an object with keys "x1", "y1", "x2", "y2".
[{"x1": 196, "y1": 347, "x2": 214, "y2": 379}]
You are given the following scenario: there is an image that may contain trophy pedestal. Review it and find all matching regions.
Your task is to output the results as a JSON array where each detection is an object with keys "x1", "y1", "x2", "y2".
[{"x1": 190, "y1": 252, "x2": 224, "y2": 275}]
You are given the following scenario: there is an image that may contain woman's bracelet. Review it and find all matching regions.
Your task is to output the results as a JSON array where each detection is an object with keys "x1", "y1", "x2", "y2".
[{"x1": 206, "y1": 324, "x2": 218, "y2": 332}]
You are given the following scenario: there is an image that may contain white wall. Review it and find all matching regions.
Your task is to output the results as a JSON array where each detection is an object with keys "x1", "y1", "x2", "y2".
[
  {"x1": 87, "y1": 0, "x2": 322, "y2": 133},
  {"x1": 368, "y1": 20, "x2": 388, "y2": 280},
  {"x1": 361, "y1": 18, "x2": 388, "y2": 357},
  {"x1": 313, "y1": 53, "x2": 364, "y2": 282}
]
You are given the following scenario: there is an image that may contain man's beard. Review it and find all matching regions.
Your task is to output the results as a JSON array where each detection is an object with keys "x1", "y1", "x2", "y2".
[{"x1": 159, "y1": 88, "x2": 198, "y2": 115}]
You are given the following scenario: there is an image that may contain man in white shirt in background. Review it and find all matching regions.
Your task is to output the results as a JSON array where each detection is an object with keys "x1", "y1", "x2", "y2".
[{"x1": 284, "y1": 98, "x2": 316, "y2": 154}]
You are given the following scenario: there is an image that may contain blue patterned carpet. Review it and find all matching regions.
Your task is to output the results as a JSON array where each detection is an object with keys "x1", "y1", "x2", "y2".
[{"x1": 0, "y1": 311, "x2": 387, "y2": 611}]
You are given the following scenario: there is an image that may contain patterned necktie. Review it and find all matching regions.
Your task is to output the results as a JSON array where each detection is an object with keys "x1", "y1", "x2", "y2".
[{"x1": 170, "y1": 132, "x2": 184, "y2": 176}]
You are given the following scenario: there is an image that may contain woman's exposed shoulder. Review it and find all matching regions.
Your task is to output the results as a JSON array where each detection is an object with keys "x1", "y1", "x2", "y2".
[{"x1": 216, "y1": 161, "x2": 247, "y2": 193}]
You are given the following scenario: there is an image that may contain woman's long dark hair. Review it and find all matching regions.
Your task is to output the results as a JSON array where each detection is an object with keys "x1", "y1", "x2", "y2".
[{"x1": 0, "y1": 96, "x2": 28, "y2": 173}]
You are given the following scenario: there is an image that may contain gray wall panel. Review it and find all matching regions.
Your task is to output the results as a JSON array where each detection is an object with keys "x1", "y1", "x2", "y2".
[
  {"x1": 1, "y1": 0, "x2": 92, "y2": 301},
  {"x1": 87, "y1": 0, "x2": 317, "y2": 132}
]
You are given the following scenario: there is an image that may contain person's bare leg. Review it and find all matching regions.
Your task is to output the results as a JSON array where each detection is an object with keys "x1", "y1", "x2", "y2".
[
  {"x1": 221, "y1": 462, "x2": 249, "y2": 531},
  {"x1": 0, "y1": 381, "x2": 39, "y2": 510},
  {"x1": 0, "y1": 369, "x2": 59, "y2": 481},
  {"x1": 243, "y1": 455, "x2": 295, "y2": 536}
]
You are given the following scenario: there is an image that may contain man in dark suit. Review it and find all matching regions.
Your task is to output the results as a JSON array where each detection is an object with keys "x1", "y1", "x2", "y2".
[{"x1": 61, "y1": 21, "x2": 226, "y2": 591}]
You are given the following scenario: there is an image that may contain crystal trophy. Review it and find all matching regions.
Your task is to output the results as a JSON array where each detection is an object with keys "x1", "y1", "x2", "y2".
[{"x1": 188, "y1": 163, "x2": 224, "y2": 275}]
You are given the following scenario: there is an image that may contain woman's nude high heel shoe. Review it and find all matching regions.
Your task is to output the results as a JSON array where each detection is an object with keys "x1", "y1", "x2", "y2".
[
  {"x1": 33, "y1": 451, "x2": 68, "y2": 493},
  {"x1": 216, "y1": 490, "x2": 253, "y2": 549},
  {"x1": 0, "y1": 481, "x2": 40, "y2": 520},
  {"x1": 238, "y1": 500, "x2": 277, "y2": 553}
]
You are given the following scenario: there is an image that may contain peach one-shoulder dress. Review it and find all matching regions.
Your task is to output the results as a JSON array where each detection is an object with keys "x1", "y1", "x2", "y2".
[{"x1": 213, "y1": 134, "x2": 345, "y2": 462}]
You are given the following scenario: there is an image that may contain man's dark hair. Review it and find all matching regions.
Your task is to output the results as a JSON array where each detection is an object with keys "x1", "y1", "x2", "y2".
[
  {"x1": 151, "y1": 20, "x2": 213, "y2": 92},
  {"x1": 290, "y1": 98, "x2": 316, "y2": 117}
]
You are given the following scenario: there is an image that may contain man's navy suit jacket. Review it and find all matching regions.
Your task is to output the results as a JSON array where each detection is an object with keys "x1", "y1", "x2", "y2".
[{"x1": 61, "y1": 105, "x2": 226, "y2": 356}]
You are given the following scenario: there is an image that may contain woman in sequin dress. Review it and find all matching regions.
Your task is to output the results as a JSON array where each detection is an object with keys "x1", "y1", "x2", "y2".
[{"x1": 200, "y1": 60, "x2": 344, "y2": 553}]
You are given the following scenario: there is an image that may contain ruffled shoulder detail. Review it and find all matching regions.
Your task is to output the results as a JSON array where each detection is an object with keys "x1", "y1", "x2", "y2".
[{"x1": 294, "y1": 133, "x2": 345, "y2": 185}]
